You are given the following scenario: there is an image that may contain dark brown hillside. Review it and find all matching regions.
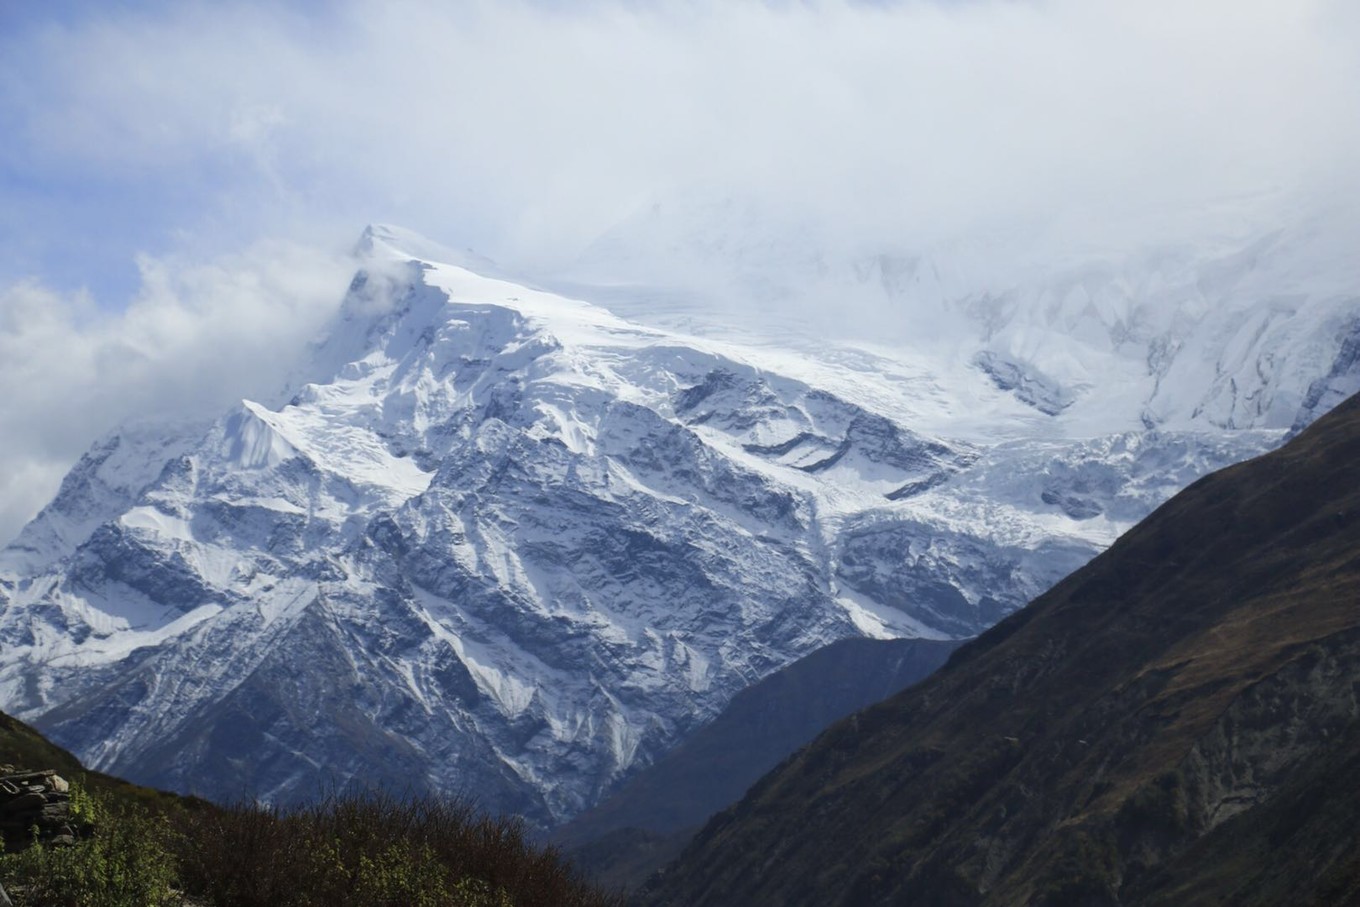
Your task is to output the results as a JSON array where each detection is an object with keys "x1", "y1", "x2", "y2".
[{"x1": 644, "y1": 392, "x2": 1360, "y2": 907}]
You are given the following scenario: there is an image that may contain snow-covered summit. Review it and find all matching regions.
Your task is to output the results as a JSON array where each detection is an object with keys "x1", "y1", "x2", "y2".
[
  {"x1": 0, "y1": 220, "x2": 1353, "y2": 825},
  {"x1": 558, "y1": 192, "x2": 1360, "y2": 437}
]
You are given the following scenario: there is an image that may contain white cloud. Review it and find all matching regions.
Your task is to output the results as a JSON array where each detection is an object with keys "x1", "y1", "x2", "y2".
[
  {"x1": 1, "y1": 0, "x2": 1358, "y2": 539},
  {"x1": 0, "y1": 243, "x2": 350, "y2": 543},
  {"x1": 4, "y1": 0, "x2": 1357, "y2": 274}
]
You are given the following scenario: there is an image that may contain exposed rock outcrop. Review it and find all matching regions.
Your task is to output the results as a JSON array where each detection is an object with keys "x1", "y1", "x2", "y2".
[{"x1": 0, "y1": 767, "x2": 83, "y2": 851}]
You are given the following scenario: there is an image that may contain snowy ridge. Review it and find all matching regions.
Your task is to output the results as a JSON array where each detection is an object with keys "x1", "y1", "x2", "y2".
[
  {"x1": 0, "y1": 419, "x2": 210, "y2": 578},
  {"x1": 563, "y1": 194, "x2": 1360, "y2": 438},
  {"x1": 0, "y1": 219, "x2": 1352, "y2": 826}
]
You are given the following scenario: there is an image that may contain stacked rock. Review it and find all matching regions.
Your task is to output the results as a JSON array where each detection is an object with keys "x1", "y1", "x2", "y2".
[{"x1": 0, "y1": 767, "x2": 80, "y2": 850}]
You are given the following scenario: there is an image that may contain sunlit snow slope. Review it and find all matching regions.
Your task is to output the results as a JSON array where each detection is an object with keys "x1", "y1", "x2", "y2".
[{"x1": 0, "y1": 220, "x2": 1355, "y2": 825}]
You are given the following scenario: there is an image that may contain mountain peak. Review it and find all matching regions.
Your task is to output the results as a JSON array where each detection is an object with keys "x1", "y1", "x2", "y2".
[
  {"x1": 1, "y1": 221, "x2": 1354, "y2": 833},
  {"x1": 355, "y1": 223, "x2": 502, "y2": 277}
]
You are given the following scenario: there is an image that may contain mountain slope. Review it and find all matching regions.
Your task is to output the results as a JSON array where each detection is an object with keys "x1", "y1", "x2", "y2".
[
  {"x1": 644, "y1": 391, "x2": 1360, "y2": 906},
  {"x1": 0, "y1": 222, "x2": 1348, "y2": 829},
  {"x1": 554, "y1": 636, "x2": 959, "y2": 888},
  {"x1": 563, "y1": 194, "x2": 1360, "y2": 438}
]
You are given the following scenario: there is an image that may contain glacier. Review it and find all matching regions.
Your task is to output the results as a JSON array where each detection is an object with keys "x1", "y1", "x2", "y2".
[{"x1": 0, "y1": 218, "x2": 1357, "y2": 826}]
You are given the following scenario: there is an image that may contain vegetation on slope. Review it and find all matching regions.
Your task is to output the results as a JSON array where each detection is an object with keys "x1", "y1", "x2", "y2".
[
  {"x1": 0, "y1": 710, "x2": 208, "y2": 820},
  {"x1": 0, "y1": 712, "x2": 623, "y2": 907}
]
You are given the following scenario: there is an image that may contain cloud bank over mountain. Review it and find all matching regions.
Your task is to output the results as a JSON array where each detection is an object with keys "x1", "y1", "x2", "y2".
[
  {"x1": 4, "y1": 0, "x2": 1356, "y2": 286},
  {"x1": 0, "y1": 243, "x2": 348, "y2": 543},
  {"x1": 1, "y1": 0, "x2": 1357, "y2": 542}
]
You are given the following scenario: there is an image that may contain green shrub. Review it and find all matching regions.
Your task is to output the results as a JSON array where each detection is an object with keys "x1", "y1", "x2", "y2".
[
  {"x1": 173, "y1": 790, "x2": 621, "y2": 907},
  {"x1": 67, "y1": 778, "x2": 100, "y2": 826},
  {"x1": 350, "y1": 842, "x2": 447, "y2": 907},
  {"x1": 2, "y1": 782, "x2": 620, "y2": 907},
  {"x1": 0, "y1": 792, "x2": 180, "y2": 907},
  {"x1": 450, "y1": 876, "x2": 514, "y2": 907}
]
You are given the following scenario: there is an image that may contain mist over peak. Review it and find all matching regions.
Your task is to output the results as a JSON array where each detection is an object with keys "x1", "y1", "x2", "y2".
[{"x1": 2, "y1": 0, "x2": 1358, "y2": 546}]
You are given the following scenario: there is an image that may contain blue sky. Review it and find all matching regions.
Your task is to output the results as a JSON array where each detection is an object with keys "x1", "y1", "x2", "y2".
[
  {"x1": 0, "y1": 0, "x2": 1358, "y2": 542},
  {"x1": 1, "y1": 1, "x2": 342, "y2": 303}
]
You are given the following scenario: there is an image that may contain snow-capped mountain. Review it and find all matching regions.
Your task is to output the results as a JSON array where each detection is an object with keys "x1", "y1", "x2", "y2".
[{"x1": 0, "y1": 219, "x2": 1355, "y2": 826}]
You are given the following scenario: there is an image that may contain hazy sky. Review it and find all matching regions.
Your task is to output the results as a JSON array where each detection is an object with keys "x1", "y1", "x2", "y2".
[{"x1": 1, "y1": 0, "x2": 1358, "y2": 542}]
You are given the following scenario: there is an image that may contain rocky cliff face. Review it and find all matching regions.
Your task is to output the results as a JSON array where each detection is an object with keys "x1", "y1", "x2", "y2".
[{"x1": 0, "y1": 223, "x2": 1351, "y2": 828}]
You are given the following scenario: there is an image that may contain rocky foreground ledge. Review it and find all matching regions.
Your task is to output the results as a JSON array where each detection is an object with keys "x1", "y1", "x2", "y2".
[{"x1": 0, "y1": 766, "x2": 84, "y2": 851}]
